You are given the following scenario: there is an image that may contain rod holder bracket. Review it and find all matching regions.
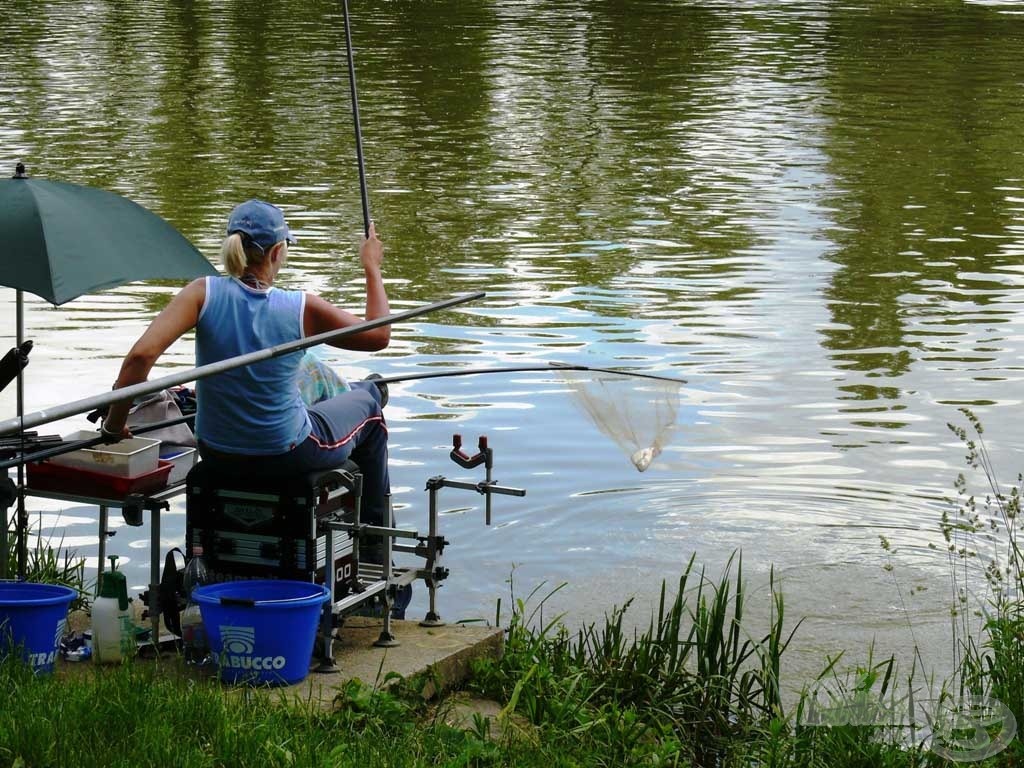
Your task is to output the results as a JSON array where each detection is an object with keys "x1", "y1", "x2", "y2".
[{"x1": 450, "y1": 434, "x2": 491, "y2": 470}]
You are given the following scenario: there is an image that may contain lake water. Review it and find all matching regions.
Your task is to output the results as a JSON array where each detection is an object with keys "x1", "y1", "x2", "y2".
[{"x1": 2, "y1": 0, "x2": 1023, "y2": 686}]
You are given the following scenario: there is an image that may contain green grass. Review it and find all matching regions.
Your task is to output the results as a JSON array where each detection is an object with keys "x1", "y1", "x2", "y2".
[
  {"x1": 0, "y1": 651, "x2": 758, "y2": 768},
  {"x1": 467, "y1": 558, "x2": 971, "y2": 768},
  {"x1": 469, "y1": 554, "x2": 795, "y2": 765},
  {"x1": 0, "y1": 658, "x2": 539, "y2": 768}
]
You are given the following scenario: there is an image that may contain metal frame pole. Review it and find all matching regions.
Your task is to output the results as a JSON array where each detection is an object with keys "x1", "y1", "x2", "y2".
[
  {"x1": 96, "y1": 505, "x2": 108, "y2": 594},
  {"x1": 421, "y1": 482, "x2": 443, "y2": 627}
]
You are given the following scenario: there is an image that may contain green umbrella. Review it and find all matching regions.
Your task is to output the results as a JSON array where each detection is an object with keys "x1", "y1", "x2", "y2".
[
  {"x1": 1, "y1": 162, "x2": 218, "y2": 578},
  {"x1": 1, "y1": 163, "x2": 216, "y2": 305}
]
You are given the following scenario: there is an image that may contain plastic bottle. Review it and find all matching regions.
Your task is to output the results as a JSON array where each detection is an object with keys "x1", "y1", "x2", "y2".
[
  {"x1": 180, "y1": 546, "x2": 211, "y2": 665},
  {"x1": 92, "y1": 555, "x2": 134, "y2": 664}
]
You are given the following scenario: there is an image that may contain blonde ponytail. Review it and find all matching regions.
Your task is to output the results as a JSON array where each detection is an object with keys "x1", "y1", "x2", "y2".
[
  {"x1": 221, "y1": 232, "x2": 279, "y2": 278},
  {"x1": 221, "y1": 233, "x2": 248, "y2": 277}
]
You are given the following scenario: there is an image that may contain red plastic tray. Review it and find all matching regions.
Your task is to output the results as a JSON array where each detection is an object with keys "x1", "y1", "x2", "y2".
[{"x1": 27, "y1": 459, "x2": 173, "y2": 499}]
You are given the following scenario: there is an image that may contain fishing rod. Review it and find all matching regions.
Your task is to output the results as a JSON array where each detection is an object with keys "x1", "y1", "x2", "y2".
[
  {"x1": 373, "y1": 362, "x2": 687, "y2": 386},
  {"x1": 0, "y1": 292, "x2": 484, "y2": 437},
  {"x1": 341, "y1": 0, "x2": 371, "y2": 238}
]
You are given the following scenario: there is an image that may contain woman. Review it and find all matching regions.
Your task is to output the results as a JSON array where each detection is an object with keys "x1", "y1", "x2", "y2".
[{"x1": 102, "y1": 199, "x2": 392, "y2": 531}]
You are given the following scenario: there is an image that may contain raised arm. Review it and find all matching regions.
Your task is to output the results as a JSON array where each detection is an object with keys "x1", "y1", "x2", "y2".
[
  {"x1": 102, "y1": 277, "x2": 207, "y2": 437},
  {"x1": 303, "y1": 222, "x2": 391, "y2": 351}
]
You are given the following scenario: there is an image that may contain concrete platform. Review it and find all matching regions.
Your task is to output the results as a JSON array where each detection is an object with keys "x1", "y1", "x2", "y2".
[
  {"x1": 57, "y1": 615, "x2": 504, "y2": 707},
  {"x1": 297, "y1": 616, "x2": 504, "y2": 703}
]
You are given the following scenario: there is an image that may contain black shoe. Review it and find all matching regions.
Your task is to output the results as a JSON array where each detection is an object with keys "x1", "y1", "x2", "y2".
[
  {"x1": 391, "y1": 583, "x2": 412, "y2": 620},
  {"x1": 365, "y1": 373, "x2": 388, "y2": 408}
]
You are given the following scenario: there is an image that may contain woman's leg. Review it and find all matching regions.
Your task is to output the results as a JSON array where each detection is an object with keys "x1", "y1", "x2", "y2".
[{"x1": 296, "y1": 383, "x2": 390, "y2": 529}]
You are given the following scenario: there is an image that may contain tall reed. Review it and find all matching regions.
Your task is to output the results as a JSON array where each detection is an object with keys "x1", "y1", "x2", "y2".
[
  {"x1": 943, "y1": 409, "x2": 1023, "y2": 739},
  {"x1": 472, "y1": 554, "x2": 798, "y2": 765}
]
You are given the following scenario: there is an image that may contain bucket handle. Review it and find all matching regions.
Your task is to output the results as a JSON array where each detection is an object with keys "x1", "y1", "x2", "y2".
[
  {"x1": 218, "y1": 596, "x2": 256, "y2": 608},
  {"x1": 212, "y1": 588, "x2": 330, "y2": 608},
  {"x1": 217, "y1": 596, "x2": 320, "y2": 606}
]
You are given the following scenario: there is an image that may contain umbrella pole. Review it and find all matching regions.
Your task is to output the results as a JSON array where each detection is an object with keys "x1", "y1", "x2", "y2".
[{"x1": 10, "y1": 290, "x2": 27, "y2": 578}]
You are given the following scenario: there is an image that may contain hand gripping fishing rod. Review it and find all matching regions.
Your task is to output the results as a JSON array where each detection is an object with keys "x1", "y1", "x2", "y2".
[{"x1": 0, "y1": 292, "x2": 484, "y2": 438}]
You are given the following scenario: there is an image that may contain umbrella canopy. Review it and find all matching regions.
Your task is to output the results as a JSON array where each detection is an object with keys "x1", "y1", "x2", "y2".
[{"x1": 1, "y1": 164, "x2": 217, "y2": 305}]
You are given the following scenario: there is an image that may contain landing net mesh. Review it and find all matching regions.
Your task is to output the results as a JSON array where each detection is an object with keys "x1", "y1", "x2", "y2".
[{"x1": 559, "y1": 370, "x2": 682, "y2": 472}]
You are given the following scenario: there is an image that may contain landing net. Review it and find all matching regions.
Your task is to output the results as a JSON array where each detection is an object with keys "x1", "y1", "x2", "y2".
[{"x1": 558, "y1": 370, "x2": 682, "y2": 472}]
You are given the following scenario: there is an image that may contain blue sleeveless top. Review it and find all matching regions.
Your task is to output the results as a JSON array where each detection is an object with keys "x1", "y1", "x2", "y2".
[{"x1": 194, "y1": 276, "x2": 312, "y2": 454}]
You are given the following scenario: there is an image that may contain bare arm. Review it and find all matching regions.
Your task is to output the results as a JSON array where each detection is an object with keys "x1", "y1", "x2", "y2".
[
  {"x1": 304, "y1": 222, "x2": 391, "y2": 351},
  {"x1": 102, "y1": 278, "x2": 207, "y2": 436}
]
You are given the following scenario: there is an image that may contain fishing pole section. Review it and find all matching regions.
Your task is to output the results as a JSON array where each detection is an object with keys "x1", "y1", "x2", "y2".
[
  {"x1": 0, "y1": 292, "x2": 484, "y2": 438},
  {"x1": 371, "y1": 361, "x2": 687, "y2": 386},
  {"x1": 342, "y1": 0, "x2": 370, "y2": 238}
]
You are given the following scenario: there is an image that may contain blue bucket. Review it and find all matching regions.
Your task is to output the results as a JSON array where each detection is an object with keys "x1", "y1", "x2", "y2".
[
  {"x1": 192, "y1": 580, "x2": 331, "y2": 686},
  {"x1": 0, "y1": 582, "x2": 77, "y2": 674}
]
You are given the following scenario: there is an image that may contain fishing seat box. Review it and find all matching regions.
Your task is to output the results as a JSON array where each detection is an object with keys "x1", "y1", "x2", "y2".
[{"x1": 184, "y1": 460, "x2": 363, "y2": 602}]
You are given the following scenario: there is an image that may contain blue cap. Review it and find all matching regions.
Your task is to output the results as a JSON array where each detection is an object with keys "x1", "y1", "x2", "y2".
[{"x1": 226, "y1": 199, "x2": 296, "y2": 251}]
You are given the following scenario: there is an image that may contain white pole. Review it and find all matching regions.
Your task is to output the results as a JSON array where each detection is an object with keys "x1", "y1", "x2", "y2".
[{"x1": 0, "y1": 292, "x2": 484, "y2": 437}]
